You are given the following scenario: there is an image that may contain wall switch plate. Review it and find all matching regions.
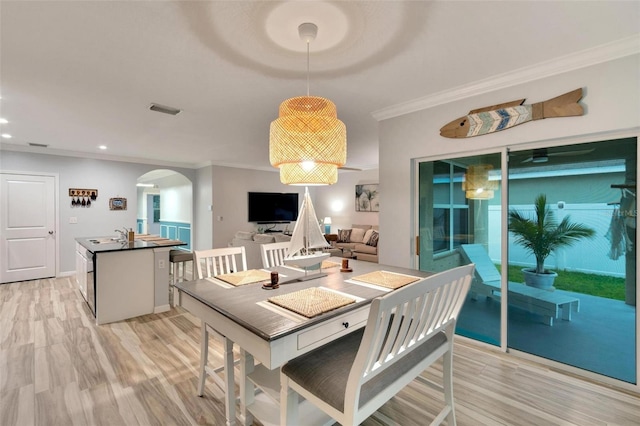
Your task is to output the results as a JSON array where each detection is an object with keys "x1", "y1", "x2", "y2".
[{"x1": 69, "y1": 217, "x2": 78, "y2": 224}]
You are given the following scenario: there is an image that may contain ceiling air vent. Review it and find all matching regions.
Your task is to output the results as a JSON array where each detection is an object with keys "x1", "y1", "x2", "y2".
[
  {"x1": 28, "y1": 142, "x2": 49, "y2": 148},
  {"x1": 149, "y1": 103, "x2": 181, "y2": 116}
]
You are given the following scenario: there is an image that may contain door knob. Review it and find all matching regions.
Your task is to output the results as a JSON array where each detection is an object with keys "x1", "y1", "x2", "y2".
[{"x1": 48, "y1": 231, "x2": 54, "y2": 235}]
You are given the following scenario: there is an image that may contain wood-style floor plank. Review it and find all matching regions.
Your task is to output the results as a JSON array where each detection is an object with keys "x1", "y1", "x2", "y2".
[{"x1": 0, "y1": 276, "x2": 638, "y2": 426}]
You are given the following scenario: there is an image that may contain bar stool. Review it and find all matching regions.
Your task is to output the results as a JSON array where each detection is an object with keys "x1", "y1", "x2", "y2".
[{"x1": 169, "y1": 249, "x2": 193, "y2": 305}]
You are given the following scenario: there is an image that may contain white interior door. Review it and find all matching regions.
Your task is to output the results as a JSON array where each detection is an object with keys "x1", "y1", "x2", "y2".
[{"x1": 1, "y1": 173, "x2": 56, "y2": 283}]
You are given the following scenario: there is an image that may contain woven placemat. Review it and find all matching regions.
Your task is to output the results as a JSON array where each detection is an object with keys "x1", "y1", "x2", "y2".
[
  {"x1": 351, "y1": 270, "x2": 421, "y2": 290},
  {"x1": 321, "y1": 260, "x2": 341, "y2": 269},
  {"x1": 268, "y1": 287, "x2": 356, "y2": 318},
  {"x1": 216, "y1": 269, "x2": 271, "y2": 286}
]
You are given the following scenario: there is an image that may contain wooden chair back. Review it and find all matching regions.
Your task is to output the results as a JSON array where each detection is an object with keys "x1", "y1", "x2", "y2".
[
  {"x1": 280, "y1": 264, "x2": 474, "y2": 426},
  {"x1": 194, "y1": 246, "x2": 247, "y2": 279},
  {"x1": 347, "y1": 264, "x2": 473, "y2": 406},
  {"x1": 260, "y1": 241, "x2": 290, "y2": 268}
]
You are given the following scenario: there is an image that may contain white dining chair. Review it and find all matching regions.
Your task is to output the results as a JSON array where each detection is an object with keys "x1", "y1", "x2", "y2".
[
  {"x1": 280, "y1": 264, "x2": 474, "y2": 426},
  {"x1": 260, "y1": 241, "x2": 290, "y2": 268},
  {"x1": 193, "y1": 246, "x2": 247, "y2": 424},
  {"x1": 195, "y1": 246, "x2": 247, "y2": 279}
]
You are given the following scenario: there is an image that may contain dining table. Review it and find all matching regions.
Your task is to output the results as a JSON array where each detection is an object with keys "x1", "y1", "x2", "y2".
[{"x1": 174, "y1": 257, "x2": 432, "y2": 426}]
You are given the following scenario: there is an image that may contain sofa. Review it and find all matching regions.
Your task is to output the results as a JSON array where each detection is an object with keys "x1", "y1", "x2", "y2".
[
  {"x1": 230, "y1": 231, "x2": 291, "y2": 269},
  {"x1": 334, "y1": 224, "x2": 379, "y2": 263}
]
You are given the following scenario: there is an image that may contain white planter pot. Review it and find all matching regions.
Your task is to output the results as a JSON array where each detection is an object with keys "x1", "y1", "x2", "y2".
[{"x1": 522, "y1": 268, "x2": 557, "y2": 290}]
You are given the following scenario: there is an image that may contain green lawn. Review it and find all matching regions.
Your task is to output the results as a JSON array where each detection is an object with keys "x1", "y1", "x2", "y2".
[{"x1": 501, "y1": 264, "x2": 626, "y2": 301}]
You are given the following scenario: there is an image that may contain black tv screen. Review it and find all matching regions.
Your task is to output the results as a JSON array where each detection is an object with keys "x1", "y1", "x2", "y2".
[{"x1": 248, "y1": 192, "x2": 299, "y2": 223}]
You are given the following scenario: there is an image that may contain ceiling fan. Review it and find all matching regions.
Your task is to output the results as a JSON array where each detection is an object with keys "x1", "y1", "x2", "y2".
[{"x1": 520, "y1": 148, "x2": 595, "y2": 163}]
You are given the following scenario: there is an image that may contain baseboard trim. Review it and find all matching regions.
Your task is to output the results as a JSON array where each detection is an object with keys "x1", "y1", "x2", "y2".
[{"x1": 154, "y1": 304, "x2": 170, "y2": 314}]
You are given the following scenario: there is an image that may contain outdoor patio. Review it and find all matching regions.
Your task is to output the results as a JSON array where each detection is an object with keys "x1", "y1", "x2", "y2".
[{"x1": 456, "y1": 288, "x2": 637, "y2": 384}]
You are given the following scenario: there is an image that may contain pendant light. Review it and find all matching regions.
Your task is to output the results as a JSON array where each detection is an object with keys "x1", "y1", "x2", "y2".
[
  {"x1": 463, "y1": 164, "x2": 498, "y2": 200},
  {"x1": 269, "y1": 23, "x2": 347, "y2": 185}
]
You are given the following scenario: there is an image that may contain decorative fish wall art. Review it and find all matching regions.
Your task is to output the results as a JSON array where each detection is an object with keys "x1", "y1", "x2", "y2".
[{"x1": 440, "y1": 88, "x2": 584, "y2": 138}]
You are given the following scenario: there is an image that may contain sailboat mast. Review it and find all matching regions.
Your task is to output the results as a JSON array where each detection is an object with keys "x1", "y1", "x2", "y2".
[{"x1": 304, "y1": 186, "x2": 310, "y2": 255}]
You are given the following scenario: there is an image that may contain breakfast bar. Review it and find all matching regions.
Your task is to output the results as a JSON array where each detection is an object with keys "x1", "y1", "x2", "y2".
[{"x1": 75, "y1": 235, "x2": 186, "y2": 325}]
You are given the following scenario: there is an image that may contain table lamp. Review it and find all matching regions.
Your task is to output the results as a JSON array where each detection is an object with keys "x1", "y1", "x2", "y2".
[{"x1": 324, "y1": 217, "x2": 332, "y2": 234}]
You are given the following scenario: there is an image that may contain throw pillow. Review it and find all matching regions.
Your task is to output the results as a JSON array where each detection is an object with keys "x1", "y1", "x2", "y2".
[
  {"x1": 338, "y1": 229, "x2": 352, "y2": 243},
  {"x1": 350, "y1": 227, "x2": 366, "y2": 243},
  {"x1": 363, "y1": 229, "x2": 374, "y2": 244},
  {"x1": 367, "y1": 230, "x2": 379, "y2": 247}
]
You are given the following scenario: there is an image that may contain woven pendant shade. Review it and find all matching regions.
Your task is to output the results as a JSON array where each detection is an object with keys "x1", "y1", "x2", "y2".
[
  {"x1": 270, "y1": 96, "x2": 346, "y2": 185},
  {"x1": 463, "y1": 164, "x2": 498, "y2": 200}
]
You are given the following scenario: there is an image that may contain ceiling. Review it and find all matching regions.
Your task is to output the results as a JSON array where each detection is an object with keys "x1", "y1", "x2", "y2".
[{"x1": 1, "y1": 1, "x2": 638, "y2": 172}]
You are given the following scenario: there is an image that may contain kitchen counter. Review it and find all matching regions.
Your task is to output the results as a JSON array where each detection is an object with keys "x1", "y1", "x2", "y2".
[
  {"x1": 76, "y1": 236, "x2": 186, "y2": 253},
  {"x1": 75, "y1": 235, "x2": 186, "y2": 325}
]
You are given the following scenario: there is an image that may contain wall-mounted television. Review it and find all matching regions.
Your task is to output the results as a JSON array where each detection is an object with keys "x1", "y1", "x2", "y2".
[{"x1": 248, "y1": 192, "x2": 299, "y2": 223}]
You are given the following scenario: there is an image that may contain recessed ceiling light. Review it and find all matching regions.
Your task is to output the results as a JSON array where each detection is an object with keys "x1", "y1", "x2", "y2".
[
  {"x1": 0, "y1": 118, "x2": 8, "y2": 124},
  {"x1": 1, "y1": 133, "x2": 12, "y2": 139},
  {"x1": 98, "y1": 145, "x2": 107, "y2": 150}
]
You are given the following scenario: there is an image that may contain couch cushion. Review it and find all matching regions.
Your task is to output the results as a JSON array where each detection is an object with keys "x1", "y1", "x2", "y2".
[
  {"x1": 354, "y1": 244, "x2": 377, "y2": 255},
  {"x1": 253, "y1": 234, "x2": 275, "y2": 243},
  {"x1": 235, "y1": 231, "x2": 256, "y2": 240},
  {"x1": 335, "y1": 242, "x2": 357, "y2": 250},
  {"x1": 367, "y1": 230, "x2": 379, "y2": 247},
  {"x1": 338, "y1": 229, "x2": 352, "y2": 243},
  {"x1": 350, "y1": 227, "x2": 366, "y2": 243}
]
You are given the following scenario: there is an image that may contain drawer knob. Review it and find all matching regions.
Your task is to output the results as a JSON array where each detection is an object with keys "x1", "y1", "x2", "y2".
[{"x1": 342, "y1": 322, "x2": 349, "y2": 328}]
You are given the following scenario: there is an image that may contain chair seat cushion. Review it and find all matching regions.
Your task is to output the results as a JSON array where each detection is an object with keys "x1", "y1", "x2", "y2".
[{"x1": 282, "y1": 328, "x2": 447, "y2": 412}]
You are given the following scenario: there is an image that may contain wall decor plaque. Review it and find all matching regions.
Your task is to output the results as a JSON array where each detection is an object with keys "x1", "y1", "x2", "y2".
[{"x1": 109, "y1": 197, "x2": 127, "y2": 210}]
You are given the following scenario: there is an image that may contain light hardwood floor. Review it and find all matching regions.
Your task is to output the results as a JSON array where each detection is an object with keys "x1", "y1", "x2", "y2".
[{"x1": 1, "y1": 277, "x2": 639, "y2": 425}]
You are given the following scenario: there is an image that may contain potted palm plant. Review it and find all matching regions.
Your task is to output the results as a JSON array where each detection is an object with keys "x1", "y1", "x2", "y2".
[{"x1": 508, "y1": 194, "x2": 595, "y2": 290}]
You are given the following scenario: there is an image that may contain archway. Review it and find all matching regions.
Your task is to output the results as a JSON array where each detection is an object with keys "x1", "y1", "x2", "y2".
[{"x1": 137, "y1": 169, "x2": 193, "y2": 250}]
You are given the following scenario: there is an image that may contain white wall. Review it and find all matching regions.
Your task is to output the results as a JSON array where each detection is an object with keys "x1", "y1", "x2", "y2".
[
  {"x1": 157, "y1": 173, "x2": 192, "y2": 223},
  {"x1": 0, "y1": 150, "x2": 195, "y2": 273},
  {"x1": 0, "y1": 150, "x2": 377, "y2": 271},
  {"x1": 314, "y1": 168, "x2": 380, "y2": 233},
  {"x1": 205, "y1": 165, "x2": 380, "y2": 249},
  {"x1": 378, "y1": 55, "x2": 640, "y2": 268},
  {"x1": 194, "y1": 166, "x2": 213, "y2": 250},
  {"x1": 210, "y1": 166, "x2": 305, "y2": 249}
]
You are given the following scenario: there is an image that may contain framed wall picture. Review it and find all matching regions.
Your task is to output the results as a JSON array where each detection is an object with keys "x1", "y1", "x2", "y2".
[
  {"x1": 109, "y1": 197, "x2": 127, "y2": 210},
  {"x1": 355, "y1": 184, "x2": 379, "y2": 212}
]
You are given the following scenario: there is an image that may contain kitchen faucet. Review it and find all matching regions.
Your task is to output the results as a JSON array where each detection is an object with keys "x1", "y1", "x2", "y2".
[{"x1": 114, "y1": 228, "x2": 128, "y2": 241}]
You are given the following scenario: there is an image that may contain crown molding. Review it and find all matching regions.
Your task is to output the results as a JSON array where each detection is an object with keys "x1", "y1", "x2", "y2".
[
  {"x1": 0, "y1": 142, "x2": 200, "y2": 170},
  {"x1": 372, "y1": 34, "x2": 640, "y2": 121}
]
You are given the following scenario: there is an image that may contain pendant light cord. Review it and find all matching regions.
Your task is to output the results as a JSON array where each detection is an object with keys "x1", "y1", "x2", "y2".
[{"x1": 306, "y1": 40, "x2": 310, "y2": 97}]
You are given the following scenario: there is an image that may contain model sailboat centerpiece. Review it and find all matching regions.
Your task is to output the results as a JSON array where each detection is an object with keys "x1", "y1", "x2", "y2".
[{"x1": 284, "y1": 188, "x2": 331, "y2": 278}]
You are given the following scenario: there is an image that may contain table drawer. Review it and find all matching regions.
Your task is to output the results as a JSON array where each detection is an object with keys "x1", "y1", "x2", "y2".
[{"x1": 298, "y1": 307, "x2": 368, "y2": 350}]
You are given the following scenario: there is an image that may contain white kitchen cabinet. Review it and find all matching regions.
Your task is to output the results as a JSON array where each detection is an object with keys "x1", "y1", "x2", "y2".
[{"x1": 95, "y1": 249, "x2": 155, "y2": 325}]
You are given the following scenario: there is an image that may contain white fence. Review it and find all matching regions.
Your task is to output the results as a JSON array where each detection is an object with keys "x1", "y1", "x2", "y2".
[{"x1": 488, "y1": 203, "x2": 632, "y2": 277}]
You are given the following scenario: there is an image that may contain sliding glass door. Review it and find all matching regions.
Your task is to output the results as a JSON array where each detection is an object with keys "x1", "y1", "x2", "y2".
[
  {"x1": 507, "y1": 138, "x2": 636, "y2": 383},
  {"x1": 418, "y1": 153, "x2": 502, "y2": 346},
  {"x1": 417, "y1": 137, "x2": 637, "y2": 384}
]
